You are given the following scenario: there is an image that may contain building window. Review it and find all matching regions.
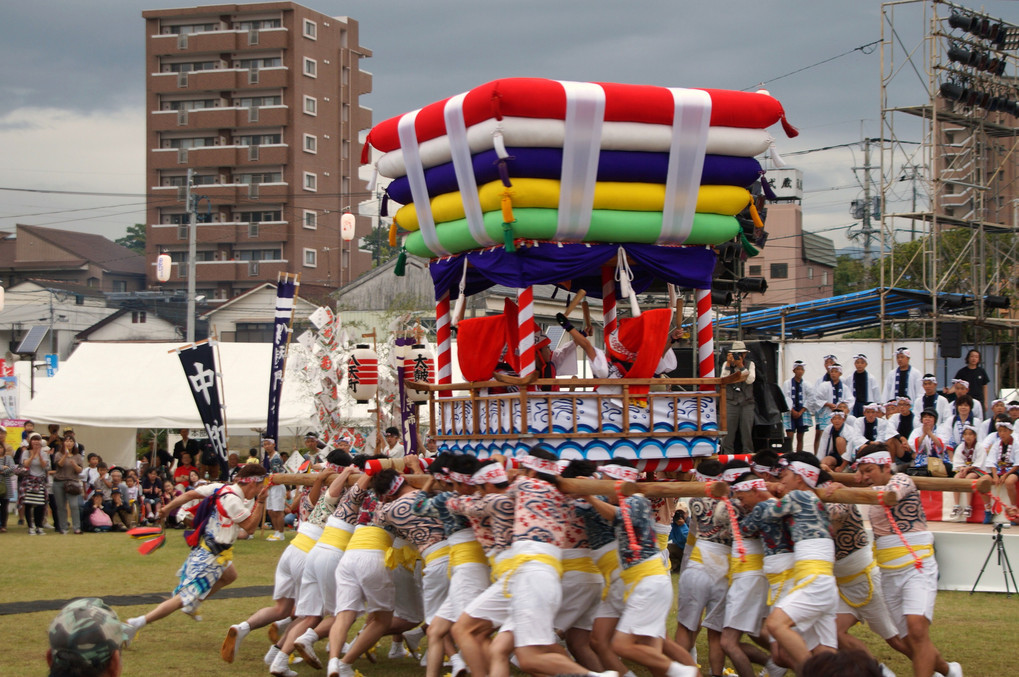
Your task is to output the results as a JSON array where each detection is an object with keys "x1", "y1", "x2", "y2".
[
  {"x1": 303, "y1": 248, "x2": 317, "y2": 267},
  {"x1": 303, "y1": 133, "x2": 317, "y2": 153},
  {"x1": 303, "y1": 57, "x2": 317, "y2": 78},
  {"x1": 807, "y1": 266, "x2": 814, "y2": 280},
  {"x1": 748, "y1": 265, "x2": 762, "y2": 276},
  {"x1": 112, "y1": 280, "x2": 127, "y2": 292},
  {"x1": 770, "y1": 263, "x2": 788, "y2": 279},
  {"x1": 822, "y1": 271, "x2": 829, "y2": 286},
  {"x1": 131, "y1": 311, "x2": 147, "y2": 324},
  {"x1": 303, "y1": 19, "x2": 317, "y2": 39},
  {"x1": 303, "y1": 210, "x2": 317, "y2": 229},
  {"x1": 303, "y1": 172, "x2": 317, "y2": 192},
  {"x1": 235, "y1": 322, "x2": 275, "y2": 342},
  {"x1": 303, "y1": 95, "x2": 317, "y2": 116}
]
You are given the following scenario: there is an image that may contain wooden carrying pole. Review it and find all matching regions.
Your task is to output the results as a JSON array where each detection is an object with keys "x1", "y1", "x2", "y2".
[
  {"x1": 830, "y1": 472, "x2": 992, "y2": 494},
  {"x1": 815, "y1": 487, "x2": 898, "y2": 506}
]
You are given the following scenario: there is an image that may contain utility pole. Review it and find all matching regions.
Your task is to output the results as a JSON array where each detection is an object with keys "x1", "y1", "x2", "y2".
[
  {"x1": 850, "y1": 137, "x2": 880, "y2": 286},
  {"x1": 185, "y1": 168, "x2": 197, "y2": 343}
]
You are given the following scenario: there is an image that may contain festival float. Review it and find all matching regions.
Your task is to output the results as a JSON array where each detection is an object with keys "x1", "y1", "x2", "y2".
[{"x1": 362, "y1": 77, "x2": 798, "y2": 469}]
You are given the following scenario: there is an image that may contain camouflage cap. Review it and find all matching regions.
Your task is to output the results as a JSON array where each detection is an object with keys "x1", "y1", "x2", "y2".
[{"x1": 48, "y1": 598, "x2": 130, "y2": 669}]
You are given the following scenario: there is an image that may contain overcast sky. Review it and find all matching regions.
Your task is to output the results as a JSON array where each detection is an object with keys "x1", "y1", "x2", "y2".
[{"x1": 1, "y1": 0, "x2": 1016, "y2": 251}]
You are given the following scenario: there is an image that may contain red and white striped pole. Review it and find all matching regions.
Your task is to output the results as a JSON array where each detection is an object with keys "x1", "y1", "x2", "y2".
[
  {"x1": 436, "y1": 290, "x2": 452, "y2": 397},
  {"x1": 517, "y1": 286, "x2": 536, "y2": 377},
  {"x1": 601, "y1": 265, "x2": 617, "y2": 348},
  {"x1": 695, "y1": 288, "x2": 715, "y2": 379}
]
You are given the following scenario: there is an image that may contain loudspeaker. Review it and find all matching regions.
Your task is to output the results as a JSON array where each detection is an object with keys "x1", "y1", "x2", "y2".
[{"x1": 940, "y1": 322, "x2": 963, "y2": 358}]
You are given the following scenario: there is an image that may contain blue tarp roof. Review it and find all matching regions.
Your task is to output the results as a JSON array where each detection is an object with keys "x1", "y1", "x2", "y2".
[{"x1": 715, "y1": 287, "x2": 976, "y2": 338}]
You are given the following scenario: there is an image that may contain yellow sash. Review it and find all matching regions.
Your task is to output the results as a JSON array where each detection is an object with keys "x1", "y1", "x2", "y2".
[
  {"x1": 318, "y1": 525, "x2": 353, "y2": 550},
  {"x1": 562, "y1": 556, "x2": 601, "y2": 576},
  {"x1": 619, "y1": 556, "x2": 668, "y2": 601},
  {"x1": 596, "y1": 548, "x2": 620, "y2": 600},
  {"x1": 347, "y1": 526, "x2": 394, "y2": 553},
  {"x1": 656, "y1": 532, "x2": 669, "y2": 550},
  {"x1": 200, "y1": 542, "x2": 234, "y2": 566},
  {"x1": 729, "y1": 553, "x2": 765, "y2": 576},
  {"x1": 449, "y1": 540, "x2": 488, "y2": 571},
  {"x1": 765, "y1": 570, "x2": 793, "y2": 606},
  {"x1": 423, "y1": 545, "x2": 451, "y2": 566},
  {"x1": 874, "y1": 544, "x2": 934, "y2": 570},
  {"x1": 784, "y1": 559, "x2": 834, "y2": 598},
  {"x1": 500, "y1": 553, "x2": 563, "y2": 597},
  {"x1": 686, "y1": 530, "x2": 697, "y2": 547},
  {"x1": 385, "y1": 543, "x2": 421, "y2": 571},
  {"x1": 291, "y1": 532, "x2": 317, "y2": 553},
  {"x1": 835, "y1": 559, "x2": 876, "y2": 608}
]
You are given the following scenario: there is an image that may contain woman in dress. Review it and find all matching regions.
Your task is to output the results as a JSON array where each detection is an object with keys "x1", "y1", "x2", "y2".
[
  {"x1": 21, "y1": 432, "x2": 51, "y2": 534},
  {"x1": 52, "y1": 434, "x2": 85, "y2": 534}
]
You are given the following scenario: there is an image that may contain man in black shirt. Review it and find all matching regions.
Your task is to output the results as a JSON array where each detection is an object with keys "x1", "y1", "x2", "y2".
[{"x1": 172, "y1": 429, "x2": 200, "y2": 468}]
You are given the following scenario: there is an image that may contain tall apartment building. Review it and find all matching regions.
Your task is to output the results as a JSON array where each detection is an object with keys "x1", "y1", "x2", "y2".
[{"x1": 143, "y1": 2, "x2": 373, "y2": 301}]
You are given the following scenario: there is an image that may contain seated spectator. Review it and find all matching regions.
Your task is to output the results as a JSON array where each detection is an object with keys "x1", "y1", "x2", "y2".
[
  {"x1": 107, "y1": 490, "x2": 134, "y2": 532},
  {"x1": 938, "y1": 394, "x2": 981, "y2": 451},
  {"x1": 123, "y1": 475, "x2": 141, "y2": 523},
  {"x1": 159, "y1": 480, "x2": 182, "y2": 528},
  {"x1": 950, "y1": 424, "x2": 987, "y2": 521},
  {"x1": 47, "y1": 597, "x2": 130, "y2": 677},
  {"x1": 86, "y1": 494, "x2": 113, "y2": 533},
  {"x1": 979, "y1": 399, "x2": 1008, "y2": 439},
  {"x1": 140, "y1": 468, "x2": 161, "y2": 523},
  {"x1": 851, "y1": 403, "x2": 897, "y2": 454},
  {"x1": 905, "y1": 408, "x2": 950, "y2": 476},
  {"x1": 92, "y1": 464, "x2": 113, "y2": 504},
  {"x1": 172, "y1": 452, "x2": 198, "y2": 488},
  {"x1": 817, "y1": 410, "x2": 863, "y2": 471},
  {"x1": 225, "y1": 452, "x2": 241, "y2": 482},
  {"x1": 886, "y1": 396, "x2": 917, "y2": 467}
]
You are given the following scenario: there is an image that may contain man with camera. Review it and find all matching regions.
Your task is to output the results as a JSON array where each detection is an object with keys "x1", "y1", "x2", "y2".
[{"x1": 721, "y1": 341, "x2": 756, "y2": 454}]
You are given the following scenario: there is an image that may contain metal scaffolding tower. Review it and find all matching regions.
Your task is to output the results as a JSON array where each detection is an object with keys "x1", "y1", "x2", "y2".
[{"x1": 880, "y1": 0, "x2": 1019, "y2": 387}]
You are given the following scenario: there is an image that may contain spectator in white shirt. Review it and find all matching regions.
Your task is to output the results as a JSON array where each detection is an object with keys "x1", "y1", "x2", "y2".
[
  {"x1": 913, "y1": 374, "x2": 953, "y2": 424},
  {"x1": 882, "y1": 346, "x2": 923, "y2": 403},
  {"x1": 949, "y1": 425, "x2": 987, "y2": 521}
]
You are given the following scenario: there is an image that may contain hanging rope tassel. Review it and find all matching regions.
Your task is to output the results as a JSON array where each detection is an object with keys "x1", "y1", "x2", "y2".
[
  {"x1": 879, "y1": 490, "x2": 924, "y2": 570},
  {"x1": 615, "y1": 247, "x2": 641, "y2": 317},
  {"x1": 721, "y1": 494, "x2": 747, "y2": 563},
  {"x1": 394, "y1": 248, "x2": 407, "y2": 277},
  {"x1": 388, "y1": 221, "x2": 398, "y2": 248},
  {"x1": 616, "y1": 480, "x2": 640, "y2": 563},
  {"x1": 451, "y1": 259, "x2": 469, "y2": 327}
]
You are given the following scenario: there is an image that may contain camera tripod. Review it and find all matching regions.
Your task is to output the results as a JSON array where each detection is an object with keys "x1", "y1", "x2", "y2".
[{"x1": 970, "y1": 523, "x2": 1018, "y2": 597}]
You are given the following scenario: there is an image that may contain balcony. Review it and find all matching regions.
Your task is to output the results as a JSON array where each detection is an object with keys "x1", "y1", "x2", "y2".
[
  {"x1": 150, "y1": 105, "x2": 289, "y2": 131},
  {"x1": 149, "y1": 28, "x2": 288, "y2": 55},
  {"x1": 172, "y1": 259, "x2": 290, "y2": 283},
  {"x1": 149, "y1": 67, "x2": 288, "y2": 93},
  {"x1": 151, "y1": 181, "x2": 290, "y2": 206},
  {"x1": 151, "y1": 144, "x2": 289, "y2": 169},
  {"x1": 150, "y1": 221, "x2": 290, "y2": 246}
]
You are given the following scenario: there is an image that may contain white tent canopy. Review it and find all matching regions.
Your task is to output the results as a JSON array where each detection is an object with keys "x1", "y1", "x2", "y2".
[{"x1": 20, "y1": 342, "x2": 316, "y2": 467}]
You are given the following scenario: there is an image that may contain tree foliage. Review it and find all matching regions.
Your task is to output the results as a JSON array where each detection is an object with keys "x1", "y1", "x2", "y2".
[
  {"x1": 361, "y1": 224, "x2": 400, "y2": 268},
  {"x1": 116, "y1": 223, "x2": 146, "y2": 254}
]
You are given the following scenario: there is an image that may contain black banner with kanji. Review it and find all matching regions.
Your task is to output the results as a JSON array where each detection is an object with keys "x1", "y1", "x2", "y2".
[
  {"x1": 265, "y1": 275, "x2": 298, "y2": 443},
  {"x1": 177, "y1": 341, "x2": 227, "y2": 460}
]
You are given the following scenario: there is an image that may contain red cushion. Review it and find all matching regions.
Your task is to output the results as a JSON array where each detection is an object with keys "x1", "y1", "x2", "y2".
[{"x1": 363, "y1": 78, "x2": 797, "y2": 162}]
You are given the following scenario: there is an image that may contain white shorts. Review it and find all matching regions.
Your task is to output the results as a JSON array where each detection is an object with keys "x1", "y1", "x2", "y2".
[
  {"x1": 421, "y1": 541, "x2": 451, "y2": 624},
  {"x1": 724, "y1": 572, "x2": 769, "y2": 635},
  {"x1": 592, "y1": 542, "x2": 624, "y2": 620},
  {"x1": 392, "y1": 558, "x2": 424, "y2": 624},
  {"x1": 296, "y1": 543, "x2": 344, "y2": 617},
  {"x1": 436, "y1": 562, "x2": 490, "y2": 623},
  {"x1": 500, "y1": 555, "x2": 563, "y2": 647},
  {"x1": 273, "y1": 544, "x2": 308, "y2": 600},
  {"x1": 617, "y1": 573, "x2": 672, "y2": 639},
  {"x1": 334, "y1": 549, "x2": 394, "y2": 615},
  {"x1": 266, "y1": 484, "x2": 286, "y2": 512},
  {"x1": 676, "y1": 561, "x2": 728, "y2": 632},
  {"x1": 876, "y1": 533, "x2": 939, "y2": 637},
  {"x1": 465, "y1": 575, "x2": 511, "y2": 628},
  {"x1": 554, "y1": 568, "x2": 602, "y2": 632},
  {"x1": 834, "y1": 548, "x2": 898, "y2": 640}
]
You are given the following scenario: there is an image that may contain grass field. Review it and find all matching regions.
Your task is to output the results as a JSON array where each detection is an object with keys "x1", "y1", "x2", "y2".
[{"x1": 2, "y1": 527, "x2": 1017, "y2": 676}]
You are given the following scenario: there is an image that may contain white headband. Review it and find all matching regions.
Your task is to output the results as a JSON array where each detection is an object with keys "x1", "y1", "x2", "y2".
[
  {"x1": 853, "y1": 354, "x2": 867, "y2": 361},
  {"x1": 856, "y1": 451, "x2": 893, "y2": 467},
  {"x1": 721, "y1": 467, "x2": 747, "y2": 483},
  {"x1": 471, "y1": 463, "x2": 508, "y2": 486},
  {"x1": 896, "y1": 348, "x2": 911, "y2": 357},
  {"x1": 922, "y1": 375, "x2": 937, "y2": 383},
  {"x1": 732, "y1": 478, "x2": 768, "y2": 493},
  {"x1": 751, "y1": 462, "x2": 778, "y2": 477},
  {"x1": 382, "y1": 475, "x2": 405, "y2": 497},
  {"x1": 863, "y1": 402, "x2": 881, "y2": 412},
  {"x1": 600, "y1": 464, "x2": 640, "y2": 482},
  {"x1": 996, "y1": 421, "x2": 1014, "y2": 430},
  {"x1": 786, "y1": 460, "x2": 820, "y2": 488},
  {"x1": 829, "y1": 364, "x2": 843, "y2": 374},
  {"x1": 447, "y1": 471, "x2": 473, "y2": 485},
  {"x1": 521, "y1": 455, "x2": 562, "y2": 476}
]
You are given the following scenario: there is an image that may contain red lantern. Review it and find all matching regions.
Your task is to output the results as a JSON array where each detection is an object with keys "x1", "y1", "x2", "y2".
[
  {"x1": 346, "y1": 344, "x2": 378, "y2": 403},
  {"x1": 403, "y1": 343, "x2": 435, "y2": 402}
]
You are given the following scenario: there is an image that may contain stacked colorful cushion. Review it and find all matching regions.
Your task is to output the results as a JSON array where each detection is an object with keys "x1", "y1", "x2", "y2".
[{"x1": 363, "y1": 78, "x2": 796, "y2": 258}]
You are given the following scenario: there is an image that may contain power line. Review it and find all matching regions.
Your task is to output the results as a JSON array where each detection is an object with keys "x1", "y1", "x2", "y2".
[{"x1": 741, "y1": 40, "x2": 881, "y2": 91}]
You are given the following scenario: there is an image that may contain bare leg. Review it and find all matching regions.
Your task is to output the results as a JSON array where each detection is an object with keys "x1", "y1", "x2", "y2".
[
  {"x1": 342, "y1": 610, "x2": 394, "y2": 664},
  {"x1": 488, "y1": 631, "x2": 514, "y2": 677},
  {"x1": 611, "y1": 632, "x2": 670, "y2": 676},
  {"x1": 721, "y1": 628, "x2": 755, "y2": 677},
  {"x1": 515, "y1": 644, "x2": 594, "y2": 677},
  {"x1": 904, "y1": 614, "x2": 948, "y2": 677},
  {"x1": 765, "y1": 609, "x2": 811, "y2": 673},
  {"x1": 327, "y1": 610, "x2": 359, "y2": 661},
  {"x1": 245, "y1": 598, "x2": 294, "y2": 630},
  {"x1": 592, "y1": 616, "x2": 627, "y2": 674},
  {"x1": 565, "y1": 627, "x2": 602, "y2": 671},
  {"x1": 451, "y1": 613, "x2": 492, "y2": 677},
  {"x1": 707, "y1": 628, "x2": 725, "y2": 677},
  {"x1": 426, "y1": 617, "x2": 454, "y2": 677}
]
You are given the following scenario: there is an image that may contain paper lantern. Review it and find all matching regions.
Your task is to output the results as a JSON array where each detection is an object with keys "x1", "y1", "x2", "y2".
[
  {"x1": 346, "y1": 343, "x2": 378, "y2": 403},
  {"x1": 156, "y1": 254, "x2": 172, "y2": 283},
  {"x1": 340, "y1": 213, "x2": 356, "y2": 242},
  {"x1": 403, "y1": 343, "x2": 435, "y2": 402}
]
